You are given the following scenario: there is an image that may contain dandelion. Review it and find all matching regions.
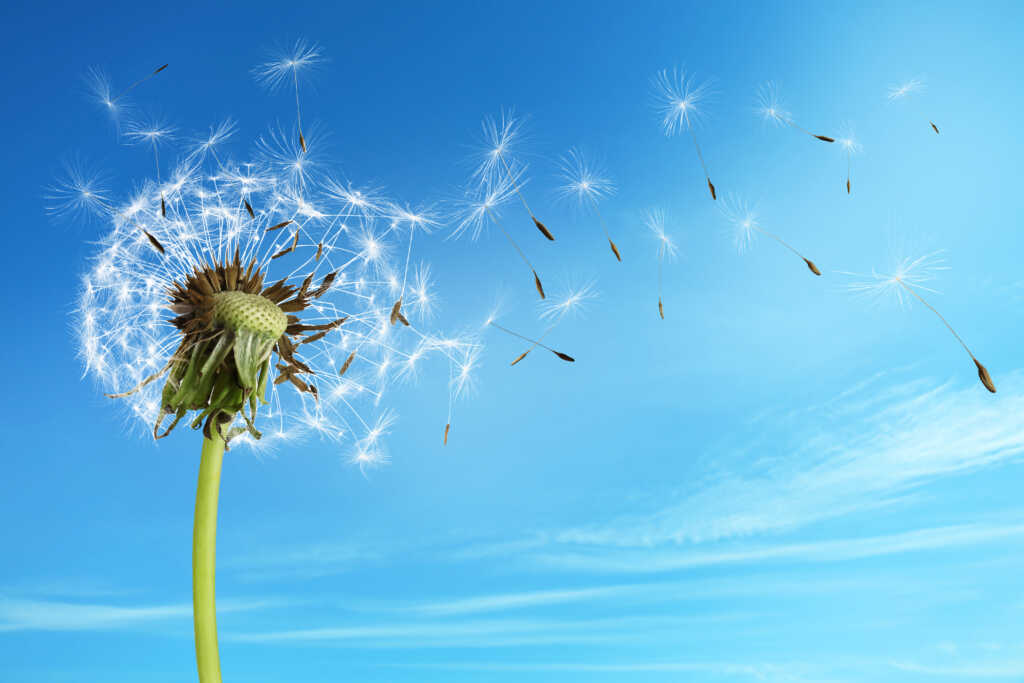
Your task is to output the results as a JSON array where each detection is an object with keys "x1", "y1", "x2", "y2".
[
  {"x1": 836, "y1": 124, "x2": 862, "y2": 194},
  {"x1": 473, "y1": 110, "x2": 555, "y2": 240},
  {"x1": 757, "y1": 81, "x2": 835, "y2": 143},
  {"x1": 74, "y1": 52, "x2": 472, "y2": 683},
  {"x1": 557, "y1": 148, "x2": 620, "y2": 261},
  {"x1": 887, "y1": 78, "x2": 939, "y2": 134},
  {"x1": 646, "y1": 209, "x2": 678, "y2": 319},
  {"x1": 653, "y1": 67, "x2": 716, "y2": 199},
  {"x1": 843, "y1": 251, "x2": 994, "y2": 392},
  {"x1": 253, "y1": 39, "x2": 324, "y2": 153},
  {"x1": 453, "y1": 165, "x2": 547, "y2": 299},
  {"x1": 721, "y1": 196, "x2": 822, "y2": 276}
]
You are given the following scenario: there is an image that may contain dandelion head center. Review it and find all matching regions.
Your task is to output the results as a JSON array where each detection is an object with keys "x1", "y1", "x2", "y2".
[{"x1": 211, "y1": 291, "x2": 288, "y2": 340}]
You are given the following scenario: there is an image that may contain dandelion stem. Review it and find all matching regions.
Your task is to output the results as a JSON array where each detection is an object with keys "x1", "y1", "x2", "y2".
[
  {"x1": 498, "y1": 153, "x2": 534, "y2": 217},
  {"x1": 193, "y1": 429, "x2": 224, "y2": 683},
  {"x1": 897, "y1": 279, "x2": 975, "y2": 359}
]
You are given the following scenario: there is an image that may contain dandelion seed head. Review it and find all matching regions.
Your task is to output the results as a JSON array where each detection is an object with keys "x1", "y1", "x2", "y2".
[
  {"x1": 473, "y1": 110, "x2": 525, "y2": 183},
  {"x1": 720, "y1": 195, "x2": 760, "y2": 253},
  {"x1": 756, "y1": 81, "x2": 791, "y2": 126},
  {"x1": 843, "y1": 251, "x2": 947, "y2": 308},
  {"x1": 47, "y1": 157, "x2": 112, "y2": 222},
  {"x1": 654, "y1": 68, "x2": 710, "y2": 136},
  {"x1": 451, "y1": 166, "x2": 523, "y2": 241},
  {"x1": 124, "y1": 117, "x2": 176, "y2": 146},
  {"x1": 75, "y1": 108, "x2": 462, "y2": 466},
  {"x1": 557, "y1": 147, "x2": 615, "y2": 208},
  {"x1": 253, "y1": 39, "x2": 325, "y2": 91},
  {"x1": 645, "y1": 208, "x2": 678, "y2": 260},
  {"x1": 539, "y1": 280, "x2": 599, "y2": 322},
  {"x1": 837, "y1": 124, "x2": 862, "y2": 153},
  {"x1": 887, "y1": 78, "x2": 925, "y2": 100}
]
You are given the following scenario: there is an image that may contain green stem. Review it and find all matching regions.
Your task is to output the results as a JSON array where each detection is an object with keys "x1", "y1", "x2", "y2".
[{"x1": 193, "y1": 429, "x2": 224, "y2": 683}]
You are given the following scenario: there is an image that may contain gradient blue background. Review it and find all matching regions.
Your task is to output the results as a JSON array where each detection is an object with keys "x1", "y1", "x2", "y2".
[{"x1": 3, "y1": 1, "x2": 1024, "y2": 680}]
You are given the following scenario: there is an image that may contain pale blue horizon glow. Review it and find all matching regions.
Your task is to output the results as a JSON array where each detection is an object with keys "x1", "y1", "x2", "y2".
[{"x1": 3, "y1": 1, "x2": 1024, "y2": 681}]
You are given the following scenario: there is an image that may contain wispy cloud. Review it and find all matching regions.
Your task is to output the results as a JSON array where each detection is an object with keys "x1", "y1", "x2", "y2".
[
  {"x1": 0, "y1": 597, "x2": 287, "y2": 632},
  {"x1": 227, "y1": 612, "x2": 754, "y2": 648},
  {"x1": 551, "y1": 372, "x2": 1024, "y2": 548},
  {"x1": 531, "y1": 520, "x2": 1024, "y2": 573},
  {"x1": 223, "y1": 542, "x2": 384, "y2": 581},
  {"x1": 892, "y1": 660, "x2": 1024, "y2": 678}
]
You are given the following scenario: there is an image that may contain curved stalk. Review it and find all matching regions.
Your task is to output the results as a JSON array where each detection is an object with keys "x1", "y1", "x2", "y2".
[{"x1": 193, "y1": 429, "x2": 224, "y2": 683}]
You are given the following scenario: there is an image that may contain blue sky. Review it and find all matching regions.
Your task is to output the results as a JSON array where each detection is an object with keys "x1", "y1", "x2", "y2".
[{"x1": 3, "y1": 0, "x2": 1024, "y2": 680}]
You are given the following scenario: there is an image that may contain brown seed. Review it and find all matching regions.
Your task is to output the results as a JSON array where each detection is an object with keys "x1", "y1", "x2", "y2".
[
  {"x1": 533, "y1": 271, "x2": 545, "y2": 299},
  {"x1": 266, "y1": 220, "x2": 293, "y2": 232},
  {"x1": 553, "y1": 351, "x2": 575, "y2": 363},
  {"x1": 930, "y1": 121, "x2": 940, "y2": 134},
  {"x1": 846, "y1": 179, "x2": 851, "y2": 194},
  {"x1": 299, "y1": 131, "x2": 307, "y2": 153},
  {"x1": 804, "y1": 258, "x2": 822, "y2": 276},
  {"x1": 396, "y1": 311, "x2": 410, "y2": 327},
  {"x1": 160, "y1": 195, "x2": 166, "y2": 217},
  {"x1": 315, "y1": 242, "x2": 323, "y2": 261},
  {"x1": 443, "y1": 422, "x2": 450, "y2": 446},
  {"x1": 271, "y1": 245, "x2": 292, "y2": 260},
  {"x1": 510, "y1": 351, "x2": 530, "y2": 366},
  {"x1": 339, "y1": 352, "x2": 356, "y2": 376},
  {"x1": 533, "y1": 217, "x2": 555, "y2": 241},
  {"x1": 815, "y1": 135, "x2": 835, "y2": 143},
  {"x1": 609, "y1": 238, "x2": 622, "y2": 262},
  {"x1": 975, "y1": 359, "x2": 996, "y2": 393},
  {"x1": 244, "y1": 199, "x2": 255, "y2": 219},
  {"x1": 154, "y1": 64, "x2": 169, "y2": 74},
  {"x1": 707, "y1": 179, "x2": 717, "y2": 200},
  {"x1": 658, "y1": 298, "x2": 664, "y2": 319},
  {"x1": 389, "y1": 299, "x2": 403, "y2": 325},
  {"x1": 144, "y1": 230, "x2": 165, "y2": 255}
]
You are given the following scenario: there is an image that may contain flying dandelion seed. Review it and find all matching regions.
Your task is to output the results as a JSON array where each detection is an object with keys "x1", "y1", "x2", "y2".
[
  {"x1": 489, "y1": 321, "x2": 575, "y2": 364},
  {"x1": 843, "y1": 251, "x2": 994, "y2": 392},
  {"x1": 836, "y1": 124, "x2": 862, "y2": 194},
  {"x1": 473, "y1": 110, "x2": 555, "y2": 240},
  {"x1": 721, "y1": 196, "x2": 821, "y2": 276},
  {"x1": 389, "y1": 206, "x2": 438, "y2": 326},
  {"x1": 645, "y1": 208, "x2": 678, "y2": 319},
  {"x1": 253, "y1": 39, "x2": 324, "y2": 153},
  {"x1": 73, "y1": 54, "x2": 475, "y2": 681},
  {"x1": 504, "y1": 280, "x2": 598, "y2": 365},
  {"x1": 124, "y1": 117, "x2": 175, "y2": 218},
  {"x1": 46, "y1": 156, "x2": 112, "y2": 222},
  {"x1": 757, "y1": 81, "x2": 835, "y2": 143},
  {"x1": 653, "y1": 67, "x2": 717, "y2": 199},
  {"x1": 887, "y1": 78, "x2": 939, "y2": 134},
  {"x1": 453, "y1": 165, "x2": 547, "y2": 299},
  {"x1": 557, "y1": 148, "x2": 620, "y2": 261}
]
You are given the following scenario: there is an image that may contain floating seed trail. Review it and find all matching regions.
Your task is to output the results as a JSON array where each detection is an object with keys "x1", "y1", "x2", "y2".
[
  {"x1": 489, "y1": 322, "x2": 574, "y2": 363},
  {"x1": 758, "y1": 82, "x2": 835, "y2": 144},
  {"x1": 690, "y1": 129, "x2": 717, "y2": 200},
  {"x1": 754, "y1": 224, "x2": 821, "y2": 276},
  {"x1": 897, "y1": 279, "x2": 995, "y2": 392},
  {"x1": 590, "y1": 200, "x2": 622, "y2": 262},
  {"x1": 654, "y1": 68, "x2": 716, "y2": 200},
  {"x1": 111, "y1": 63, "x2": 168, "y2": 104},
  {"x1": 725, "y1": 199, "x2": 820, "y2": 276},
  {"x1": 646, "y1": 209, "x2": 677, "y2": 319},
  {"x1": 485, "y1": 207, "x2": 545, "y2": 299},
  {"x1": 498, "y1": 153, "x2": 554, "y2": 241}
]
